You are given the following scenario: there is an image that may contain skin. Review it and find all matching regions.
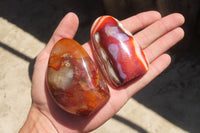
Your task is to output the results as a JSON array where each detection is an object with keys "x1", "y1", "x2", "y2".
[{"x1": 19, "y1": 11, "x2": 185, "y2": 133}]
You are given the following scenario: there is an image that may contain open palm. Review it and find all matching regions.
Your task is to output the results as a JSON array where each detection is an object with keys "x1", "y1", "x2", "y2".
[{"x1": 28, "y1": 11, "x2": 184, "y2": 132}]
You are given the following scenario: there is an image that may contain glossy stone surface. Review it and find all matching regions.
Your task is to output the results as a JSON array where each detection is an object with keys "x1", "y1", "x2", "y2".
[
  {"x1": 91, "y1": 16, "x2": 149, "y2": 87},
  {"x1": 47, "y1": 38, "x2": 110, "y2": 116}
]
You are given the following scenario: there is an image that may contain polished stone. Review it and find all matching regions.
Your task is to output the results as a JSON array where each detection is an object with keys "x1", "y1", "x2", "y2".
[
  {"x1": 47, "y1": 38, "x2": 110, "y2": 116},
  {"x1": 91, "y1": 16, "x2": 149, "y2": 87}
]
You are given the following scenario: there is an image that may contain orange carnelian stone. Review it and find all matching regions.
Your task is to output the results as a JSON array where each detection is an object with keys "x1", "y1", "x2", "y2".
[{"x1": 47, "y1": 38, "x2": 110, "y2": 116}]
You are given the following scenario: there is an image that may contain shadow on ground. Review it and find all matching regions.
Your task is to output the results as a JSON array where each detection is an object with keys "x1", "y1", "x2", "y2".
[
  {"x1": 0, "y1": 0, "x2": 105, "y2": 44},
  {"x1": 1, "y1": 0, "x2": 200, "y2": 132}
]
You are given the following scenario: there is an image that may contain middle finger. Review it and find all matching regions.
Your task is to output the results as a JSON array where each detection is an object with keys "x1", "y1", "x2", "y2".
[{"x1": 134, "y1": 13, "x2": 185, "y2": 49}]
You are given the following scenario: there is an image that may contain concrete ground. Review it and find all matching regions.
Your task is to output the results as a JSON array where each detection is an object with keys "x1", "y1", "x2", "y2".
[{"x1": 0, "y1": 0, "x2": 200, "y2": 133}]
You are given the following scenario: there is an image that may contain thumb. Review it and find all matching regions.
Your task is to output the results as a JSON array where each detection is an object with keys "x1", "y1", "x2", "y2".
[
  {"x1": 31, "y1": 12, "x2": 79, "y2": 104},
  {"x1": 44, "y1": 12, "x2": 79, "y2": 54}
]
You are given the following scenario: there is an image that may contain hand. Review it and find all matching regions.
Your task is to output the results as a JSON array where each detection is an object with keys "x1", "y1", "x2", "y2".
[{"x1": 20, "y1": 11, "x2": 184, "y2": 133}]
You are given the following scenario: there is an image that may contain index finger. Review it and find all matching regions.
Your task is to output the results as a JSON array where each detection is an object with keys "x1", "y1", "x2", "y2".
[
  {"x1": 121, "y1": 11, "x2": 161, "y2": 34},
  {"x1": 82, "y1": 11, "x2": 162, "y2": 54}
]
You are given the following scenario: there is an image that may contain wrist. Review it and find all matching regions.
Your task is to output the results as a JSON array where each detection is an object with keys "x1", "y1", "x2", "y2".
[{"x1": 19, "y1": 105, "x2": 58, "y2": 133}]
